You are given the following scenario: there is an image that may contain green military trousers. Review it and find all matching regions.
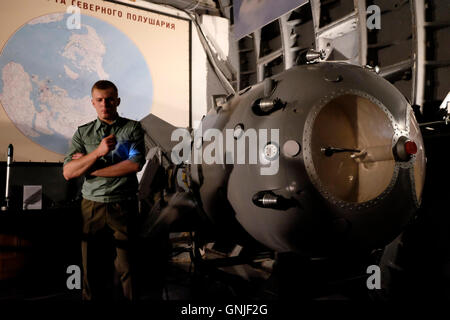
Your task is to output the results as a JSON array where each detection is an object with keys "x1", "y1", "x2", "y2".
[{"x1": 81, "y1": 198, "x2": 138, "y2": 301}]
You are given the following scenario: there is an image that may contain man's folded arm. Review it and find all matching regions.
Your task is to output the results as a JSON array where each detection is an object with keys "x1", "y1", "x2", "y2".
[
  {"x1": 63, "y1": 128, "x2": 97, "y2": 180},
  {"x1": 63, "y1": 150, "x2": 101, "y2": 180},
  {"x1": 90, "y1": 159, "x2": 139, "y2": 177}
]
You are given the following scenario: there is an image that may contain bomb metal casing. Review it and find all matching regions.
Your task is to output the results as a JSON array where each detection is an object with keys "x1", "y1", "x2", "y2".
[{"x1": 188, "y1": 62, "x2": 425, "y2": 256}]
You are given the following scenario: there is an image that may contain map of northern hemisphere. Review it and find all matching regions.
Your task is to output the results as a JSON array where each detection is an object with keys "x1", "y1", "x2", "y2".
[{"x1": 0, "y1": 13, "x2": 153, "y2": 155}]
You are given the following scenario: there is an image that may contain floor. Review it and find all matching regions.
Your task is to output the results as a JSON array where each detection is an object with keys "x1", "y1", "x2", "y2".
[
  {"x1": 0, "y1": 239, "x2": 372, "y2": 303},
  {"x1": 1, "y1": 225, "x2": 449, "y2": 304}
]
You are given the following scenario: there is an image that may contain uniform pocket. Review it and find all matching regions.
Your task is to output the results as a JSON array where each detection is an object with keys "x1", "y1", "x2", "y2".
[
  {"x1": 84, "y1": 142, "x2": 100, "y2": 154},
  {"x1": 81, "y1": 199, "x2": 94, "y2": 226}
]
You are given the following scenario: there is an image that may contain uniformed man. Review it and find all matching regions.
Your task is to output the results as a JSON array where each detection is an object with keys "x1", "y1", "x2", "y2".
[{"x1": 63, "y1": 80, "x2": 145, "y2": 300}]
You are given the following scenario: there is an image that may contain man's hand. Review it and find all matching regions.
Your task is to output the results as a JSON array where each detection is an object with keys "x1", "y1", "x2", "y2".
[{"x1": 96, "y1": 134, "x2": 117, "y2": 157}]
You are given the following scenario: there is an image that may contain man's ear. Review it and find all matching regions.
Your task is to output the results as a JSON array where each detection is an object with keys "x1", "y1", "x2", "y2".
[{"x1": 117, "y1": 97, "x2": 121, "y2": 106}]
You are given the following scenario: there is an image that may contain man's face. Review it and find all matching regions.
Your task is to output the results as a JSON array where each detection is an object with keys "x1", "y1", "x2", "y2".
[{"x1": 91, "y1": 87, "x2": 120, "y2": 123}]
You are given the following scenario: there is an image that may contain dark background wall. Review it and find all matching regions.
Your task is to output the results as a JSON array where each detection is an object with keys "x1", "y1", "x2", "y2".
[
  {"x1": 0, "y1": 162, "x2": 82, "y2": 211},
  {"x1": 0, "y1": 163, "x2": 82, "y2": 298}
]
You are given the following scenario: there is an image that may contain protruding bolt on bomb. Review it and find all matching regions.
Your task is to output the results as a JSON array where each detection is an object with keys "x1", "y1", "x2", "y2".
[
  {"x1": 394, "y1": 136, "x2": 418, "y2": 161},
  {"x1": 252, "y1": 191, "x2": 296, "y2": 210},
  {"x1": 252, "y1": 98, "x2": 285, "y2": 115},
  {"x1": 305, "y1": 49, "x2": 326, "y2": 62},
  {"x1": 296, "y1": 48, "x2": 326, "y2": 65},
  {"x1": 321, "y1": 146, "x2": 361, "y2": 157}
]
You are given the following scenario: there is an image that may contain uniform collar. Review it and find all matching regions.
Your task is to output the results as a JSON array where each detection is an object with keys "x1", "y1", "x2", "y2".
[{"x1": 94, "y1": 116, "x2": 123, "y2": 131}]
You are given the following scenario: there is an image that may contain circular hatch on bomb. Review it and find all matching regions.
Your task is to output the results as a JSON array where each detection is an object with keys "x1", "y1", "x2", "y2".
[{"x1": 303, "y1": 92, "x2": 396, "y2": 204}]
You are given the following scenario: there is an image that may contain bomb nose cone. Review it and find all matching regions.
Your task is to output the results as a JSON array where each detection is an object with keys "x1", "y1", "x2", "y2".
[{"x1": 405, "y1": 140, "x2": 417, "y2": 155}]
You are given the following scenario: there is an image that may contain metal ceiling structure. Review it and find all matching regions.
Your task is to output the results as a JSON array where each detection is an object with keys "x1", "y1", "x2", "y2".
[
  {"x1": 141, "y1": 0, "x2": 220, "y2": 13},
  {"x1": 224, "y1": 0, "x2": 449, "y2": 113}
]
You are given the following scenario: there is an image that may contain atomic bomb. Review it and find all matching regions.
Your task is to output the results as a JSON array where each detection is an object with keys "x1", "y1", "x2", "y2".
[{"x1": 142, "y1": 61, "x2": 426, "y2": 257}]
